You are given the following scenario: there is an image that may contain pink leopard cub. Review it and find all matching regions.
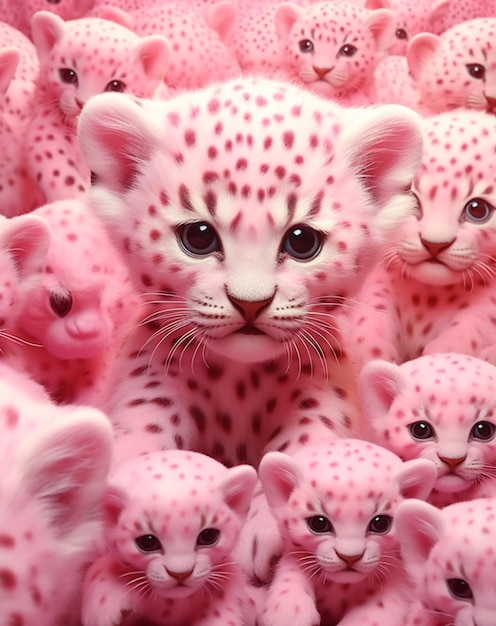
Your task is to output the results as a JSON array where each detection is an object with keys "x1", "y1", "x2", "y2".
[
  {"x1": 0, "y1": 212, "x2": 51, "y2": 349},
  {"x1": 0, "y1": 361, "x2": 113, "y2": 626},
  {"x1": 112, "y1": 1, "x2": 241, "y2": 91},
  {"x1": 259, "y1": 438, "x2": 436, "y2": 626},
  {"x1": 0, "y1": 0, "x2": 96, "y2": 37},
  {"x1": 25, "y1": 10, "x2": 169, "y2": 203},
  {"x1": 360, "y1": 353, "x2": 496, "y2": 508},
  {"x1": 407, "y1": 18, "x2": 496, "y2": 116},
  {"x1": 349, "y1": 109, "x2": 496, "y2": 368},
  {"x1": 395, "y1": 497, "x2": 496, "y2": 626},
  {"x1": 10, "y1": 198, "x2": 140, "y2": 406},
  {"x1": 0, "y1": 21, "x2": 44, "y2": 215},
  {"x1": 82, "y1": 449, "x2": 257, "y2": 626},
  {"x1": 275, "y1": 1, "x2": 396, "y2": 106}
]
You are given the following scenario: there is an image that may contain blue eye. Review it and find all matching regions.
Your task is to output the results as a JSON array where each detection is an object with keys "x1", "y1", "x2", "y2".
[
  {"x1": 281, "y1": 225, "x2": 322, "y2": 260},
  {"x1": 463, "y1": 198, "x2": 494, "y2": 223},
  {"x1": 299, "y1": 39, "x2": 314, "y2": 53},
  {"x1": 307, "y1": 515, "x2": 333, "y2": 534},
  {"x1": 447, "y1": 578, "x2": 473, "y2": 600},
  {"x1": 178, "y1": 222, "x2": 221, "y2": 256},
  {"x1": 135, "y1": 534, "x2": 162, "y2": 553}
]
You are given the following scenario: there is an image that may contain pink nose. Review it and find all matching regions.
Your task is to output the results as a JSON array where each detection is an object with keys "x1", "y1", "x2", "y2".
[
  {"x1": 420, "y1": 237, "x2": 454, "y2": 257},
  {"x1": 227, "y1": 294, "x2": 274, "y2": 322},
  {"x1": 335, "y1": 551, "x2": 364, "y2": 567},
  {"x1": 438, "y1": 455, "x2": 466, "y2": 470},
  {"x1": 313, "y1": 66, "x2": 332, "y2": 79},
  {"x1": 165, "y1": 567, "x2": 193, "y2": 582}
]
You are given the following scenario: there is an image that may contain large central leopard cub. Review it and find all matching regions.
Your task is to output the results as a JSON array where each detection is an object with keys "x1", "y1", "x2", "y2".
[
  {"x1": 78, "y1": 77, "x2": 423, "y2": 470},
  {"x1": 78, "y1": 76, "x2": 424, "y2": 584}
]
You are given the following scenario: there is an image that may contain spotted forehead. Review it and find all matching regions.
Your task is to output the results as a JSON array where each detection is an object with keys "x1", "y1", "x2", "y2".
[
  {"x1": 445, "y1": 18, "x2": 496, "y2": 50},
  {"x1": 56, "y1": 19, "x2": 138, "y2": 54},
  {"x1": 297, "y1": 4, "x2": 367, "y2": 35}
]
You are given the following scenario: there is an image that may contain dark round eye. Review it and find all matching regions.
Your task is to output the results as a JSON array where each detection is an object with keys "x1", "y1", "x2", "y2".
[
  {"x1": 105, "y1": 80, "x2": 126, "y2": 93},
  {"x1": 447, "y1": 578, "x2": 473, "y2": 600},
  {"x1": 281, "y1": 225, "x2": 322, "y2": 260},
  {"x1": 471, "y1": 420, "x2": 496, "y2": 441},
  {"x1": 299, "y1": 39, "x2": 314, "y2": 53},
  {"x1": 178, "y1": 222, "x2": 221, "y2": 256},
  {"x1": 466, "y1": 63, "x2": 485, "y2": 80},
  {"x1": 395, "y1": 28, "x2": 408, "y2": 40},
  {"x1": 368, "y1": 515, "x2": 393, "y2": 534},
  {"x1": 409, "y1": 421, "x2": 434, "y2": 440},
  {"x1": 197, "y1": 528, "x2": 220, "y2": 546},
  {"x1": 463, "y1": 198, "x2": 494, "y2": 223},
  {"x1": 47, "y1": 0, "x2": 61, "y2": 4},
  {"x1": 307, "y1": 515, "x2": 333, "y2": 534},
  {"x1": 135, "y1": 534, "x2": 162, "y2": 553},
  {"x1": 339, "y1": 44, "x2": 357, "y2": 57},
  {"x1": 59, "y1": 68, "x2": 78, "y2": 85},
  {"x1": 50, "y1": 290, "x2": 73, "y2": 318}
]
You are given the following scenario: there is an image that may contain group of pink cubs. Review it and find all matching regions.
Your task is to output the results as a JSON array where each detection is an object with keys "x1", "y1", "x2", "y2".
[{"x1": 3, "y1": 0, "x2": 496, "y2": 625}]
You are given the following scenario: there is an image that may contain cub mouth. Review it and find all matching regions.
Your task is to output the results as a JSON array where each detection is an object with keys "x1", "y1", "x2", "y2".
[{"x1": 235, "y1": 324, "x2": 265, "y2": 335}]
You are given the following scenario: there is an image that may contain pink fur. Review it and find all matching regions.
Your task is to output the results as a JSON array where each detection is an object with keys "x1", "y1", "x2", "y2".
[
  {"x1": 82, "y1": 449, "x2": 257, "y2": 626},
  {"x1": 361, "y1": 353, "x2": 496, "y2": 507},
  {"x1": 259, "y1": 439, "x2": 436, "y2": 625},
  {"x1": 0, "y1": 362, "x2": 112, "y2": 626},
  {"x1": 396, "y1": 497, "x2": 496, "y2": 625},
  {"x1": 25, "y1": 11, "x2": 170, "y2": 203}
]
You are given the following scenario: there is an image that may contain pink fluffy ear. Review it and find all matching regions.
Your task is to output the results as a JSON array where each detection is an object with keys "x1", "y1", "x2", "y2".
[
  {"x1": 0, "y1": 214, "x2": 51, "y2": 280},
  {"x1": 78, "y1": 92, "x2": 162, "y2": 194},
  {"x1": 134, "y1": 35, "x2": 170, "y2": 85},
  {"x1": 0, "y1": 48, "x2": 20, "y2": 95},
  {"x1": 394, "y1": 499, "x2": 443, "y2": 578},
  {"x1": 259, "y1": 452, "x2": 301, "y2": 510},
  {"x1": 31, "y1": 10, "x2": 66, "y2": 64},
  {"x1": 365, "y1": 8, "x2": 396, "y2": 54},
  {"x1": 395, "y1": 458, "x2": 437, "y2": 500},
  {"x1": 101, "y1": 485, "x2": 128, "y2": 527},
  {"x1": 427, "y1": 0, "x2": 451, "y2": 31},
  {"x1": 206, "y1": 1, "x2": 236, "y2": 43},
  {"x1": 359, "y1": 359, "x2": 405, "y2": 425},
  {"x1": 407, "y1": 32, "x2": 441, "y2": 80},
  {"x1": 275, "y1": 2, "x2": 304, "y2": 40},
  {"x1": 218, "y1": 465, "x2": 258, "y2": 517},
  {"x1": 18, "y1": 409, "x2": 113, "y2": 538},
  {"x1": 339, "y1": 104, "x2": 423, "y2": 210}
]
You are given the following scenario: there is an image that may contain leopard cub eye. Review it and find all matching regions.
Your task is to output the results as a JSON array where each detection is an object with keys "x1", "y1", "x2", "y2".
[{"x1": 299, "y1": 39, "x2": 314, "y2": 53}]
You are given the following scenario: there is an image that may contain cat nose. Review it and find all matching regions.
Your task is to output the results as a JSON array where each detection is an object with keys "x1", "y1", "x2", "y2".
[
  {"x1": 335, "y1": 551, "x2": 364, "y2": 567},
  {"x1": 227, "y1": 293, "x2": 274, "y2": 322},
  {"x1": 420, "y1": 237, "x2": 454, "y2": 258},
  {"x1": 165, "y1": 567, "x2": 194, "y2": 582},
  {"x1": 313, "y1": 65, "x2": 333, "y2": 79},
  {"x1": 438, "y1": 454, "x2": 466, "y2": 470}
]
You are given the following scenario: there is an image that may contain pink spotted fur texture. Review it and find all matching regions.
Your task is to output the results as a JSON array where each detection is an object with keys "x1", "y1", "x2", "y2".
[
  {"x1": 2, "y1": 1, "x2": 496, "y2": 623},
  {"x1": 360, "y1": 353, "x2": 496, "y2": 507},
  {"x1": 395, "y1": 497, "x2": 496, "y2": 626},
  {"x1": 259, "y1": 438, "x2": 436, "y2": 626},
  {"x1": 82, "y1": 449, "x2": 257, "y2": 626},
  {"x1": 0, "y1": 361, "x2": 113, "y2": 626},
  {"x1": 349, "y1": 109, "x2": 496, "y2": 369}
]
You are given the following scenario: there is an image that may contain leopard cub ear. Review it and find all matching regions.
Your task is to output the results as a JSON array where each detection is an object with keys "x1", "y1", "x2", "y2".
[{"x1": 78, "y1": 93, "x2": 162, "y2": 196}]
